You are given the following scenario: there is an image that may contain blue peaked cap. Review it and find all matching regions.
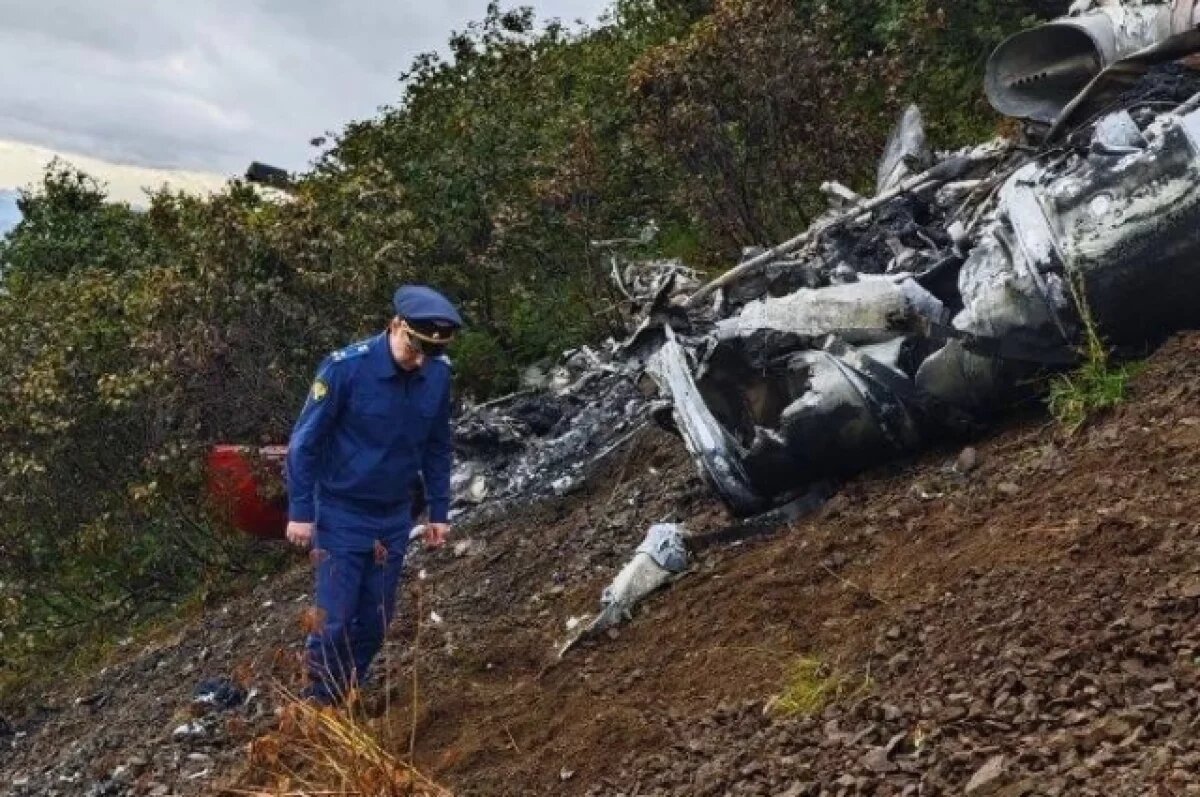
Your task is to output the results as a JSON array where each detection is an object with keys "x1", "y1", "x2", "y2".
[{"x1": 393, "y1": 285, "x2": 463, "y2": 328}]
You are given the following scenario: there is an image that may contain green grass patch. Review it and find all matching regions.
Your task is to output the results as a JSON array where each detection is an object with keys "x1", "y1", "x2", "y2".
[
  {"x1": 1047, "y1": 356, "x2": 1136, "y2": 433},
  {"x1": 771, "y1": 656, "x2": 872, "y2": 717},
  {"x1": 1048, "y1": 276, "x2": 1138, "y2": 432}
]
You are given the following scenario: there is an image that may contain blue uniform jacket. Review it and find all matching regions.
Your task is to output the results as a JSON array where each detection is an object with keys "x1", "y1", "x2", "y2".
[{"x1": 286, "y1": 333, "x2": 453, "y2": 550}]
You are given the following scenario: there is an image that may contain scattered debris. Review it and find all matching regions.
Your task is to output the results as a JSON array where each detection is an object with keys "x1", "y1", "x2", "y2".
[
  {"x1": 876, "y1": 104, "x2": 931, "y2": 194},
  {"x1": 558, "y1": 524, "x2": 691, "y2": 657},
  {"x1": 191, "y1": 678, "x2": 246, "y2": 713},
  {"x1": 451, "y1": 364, "x2": 648, "y2": 522},
  {"x1": 597, "y1": 522, "x2": 689, "y2": 626},
  {"x1": 451, "y1": 538, "x2": 485, "y2": 558},
  {"x1": 684, "y1": 150, "x2": 998, "y2": 310},
  {"x1": 171, "y1": 721, "x2": 207, "y2": 741}
]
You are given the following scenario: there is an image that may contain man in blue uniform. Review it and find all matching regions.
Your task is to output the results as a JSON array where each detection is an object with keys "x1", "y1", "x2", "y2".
[{"x1": 285, "y1": 284, "x2": 461, "y2": 705}]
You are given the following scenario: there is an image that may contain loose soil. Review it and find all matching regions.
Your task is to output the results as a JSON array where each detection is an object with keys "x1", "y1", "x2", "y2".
[{"x1": 4, "y1": 334, "x2": 1200, "y2": 796}]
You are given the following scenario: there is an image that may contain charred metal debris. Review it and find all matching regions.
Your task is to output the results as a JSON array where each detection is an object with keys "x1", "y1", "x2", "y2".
[
  {"x1": 451, "y1": 1, "x2": 1200, "y2": 521},
  {"x1": 436, "y1": 1, "x2": 1200, "y2": 648},
  {"x1": 632, "y1": 2, "x2": 1200, "y2": 518},
  {"x1": 444, "y1": 3, "x2": 1200, "y2": 640}
]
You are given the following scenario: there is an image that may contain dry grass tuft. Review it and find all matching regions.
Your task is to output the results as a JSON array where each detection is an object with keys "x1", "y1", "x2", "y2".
[{"x1": 232, "y1": 688, "x2": 451, "y2": 797}]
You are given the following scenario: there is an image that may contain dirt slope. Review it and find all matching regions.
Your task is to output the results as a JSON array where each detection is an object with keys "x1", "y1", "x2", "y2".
[{"x1": 5, "y1": 334, "x2": 1200, "y2": 796}]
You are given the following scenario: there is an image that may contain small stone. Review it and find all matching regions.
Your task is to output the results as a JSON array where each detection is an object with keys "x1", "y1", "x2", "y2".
[
  {"x1": 776, "y1": 784, "x2": 810, "y2": 797},
  {"x1": 560, "y1": 768, "x2": 575, "y2": 781},
  {"x1": 940, "y1": 705, "x2": 968, "y2": 722},
  {"x1": 1067, "y1": 764, "x2": 1091, "y2": 781},
  {"x1": 863, "y1": 746, "x2": 896, "y2": 774},
  {"x1": 1130, "y1": 612, "x2": 1156, "y2": 631},
  {"x1": 739, "y1": 761, "x2": 763, "y2": 777},
  {"x1": 1062, "y1": 709, "x2": 1092, "y2": 726},
  {"x1": 997, "y1": 482, "x2": 1020, "y2": 497},
  {"x1": 1047, "y1": 730, "x2": 1075, "y2": 752},
  {"x1": 956, "y1": 447, "x2": 980, "y2": 473},
  {"x1": 997, "y1": 779, "x2": 1036, "y2": 797},
  {"x1": 966, "y1": 755, "x2": 1007, "y2": 794},
  {"x1": 172, "y1": 721, "x2": 206, "y2": 740},
  {"x1": 1086, "y1": 716, "x2": 1132, "y2": 746}
]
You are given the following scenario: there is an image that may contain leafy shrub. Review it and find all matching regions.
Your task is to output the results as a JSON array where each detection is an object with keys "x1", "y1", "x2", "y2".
[{"x1": 629, "y1": 0, "x2": 1055, "y2": 259}]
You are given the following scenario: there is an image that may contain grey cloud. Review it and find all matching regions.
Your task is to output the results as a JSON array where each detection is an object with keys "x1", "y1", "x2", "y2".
[{"x1": 0, "y1": 0, "x2": 610, "y2": 175}]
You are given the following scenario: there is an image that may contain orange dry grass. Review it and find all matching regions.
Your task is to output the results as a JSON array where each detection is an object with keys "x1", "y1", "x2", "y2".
[{"x1": 234, "y1": 692, "x2": 451, "y2": 797}]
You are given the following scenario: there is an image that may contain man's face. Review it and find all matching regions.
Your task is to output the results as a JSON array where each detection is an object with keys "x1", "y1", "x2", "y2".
[
  {"x1": 402, "y1": 322, "x2": 450, "y2": 358},
  {"x1": 389, "y1": 319, "x2": 425, "y2": 370},
  {"x1": 390, "y1": 318, "x2": 454, "y2": 369}
]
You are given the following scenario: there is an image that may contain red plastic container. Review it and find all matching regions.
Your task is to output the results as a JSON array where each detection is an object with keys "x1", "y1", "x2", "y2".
[{"x1": 206, "y1": 445, "x2": 289, "y2": 540}]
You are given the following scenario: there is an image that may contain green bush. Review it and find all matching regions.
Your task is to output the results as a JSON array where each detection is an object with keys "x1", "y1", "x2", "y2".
[{"x1": 629, "y1": 0, "x2": 1056, "y2": 259}]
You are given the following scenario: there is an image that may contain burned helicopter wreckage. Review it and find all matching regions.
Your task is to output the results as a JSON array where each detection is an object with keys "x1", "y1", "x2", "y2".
[
  {"x1": 444, "y1": 3, "x2": 1200, "y2": 523},
  {"x1": 452, "y1": 2, "x2": 1200, "y2": 524},
  {"x1": 636, "y1": 3, "x2": 1200, "y2": 517},
  {"x1": 450, "y1": 3, "x2": 1200, "y2": 649}
]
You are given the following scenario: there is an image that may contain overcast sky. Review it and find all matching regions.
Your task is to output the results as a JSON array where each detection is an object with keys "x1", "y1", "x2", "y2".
[{"x1": 0, "y1": 0, "x2": 611, "y2": 178}]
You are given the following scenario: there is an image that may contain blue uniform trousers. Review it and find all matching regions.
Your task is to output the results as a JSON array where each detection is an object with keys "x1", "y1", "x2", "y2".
[{"x1": 305, "y1": 532, "x2": 409, "y2": 703}]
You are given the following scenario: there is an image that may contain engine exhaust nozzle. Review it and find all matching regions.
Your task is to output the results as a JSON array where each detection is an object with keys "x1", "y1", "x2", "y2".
[{"x1": 986, "y1": 4, "x2": 1175, "y2": 124}]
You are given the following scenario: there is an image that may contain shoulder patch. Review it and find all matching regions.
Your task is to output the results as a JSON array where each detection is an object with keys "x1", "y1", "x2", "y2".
[
  {"x1": 330, "y1": 341, "x2": 372, "y2": 363},
  {"x1": 310, "y1": 378, "x2": 329, "y2": 402}
]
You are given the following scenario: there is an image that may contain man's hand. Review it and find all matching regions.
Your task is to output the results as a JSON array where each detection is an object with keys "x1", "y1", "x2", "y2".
[
  {"x1": 286, "y1": 521, "x2": 315, "y2": 549},
  {"x1": 423, "y1": 523, "x2": 451, "y2": 549}
]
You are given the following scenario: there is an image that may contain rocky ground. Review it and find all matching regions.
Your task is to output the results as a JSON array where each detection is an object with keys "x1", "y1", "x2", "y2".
[{"x1": 4, "y1": 335, "x2": 1200, "y2": 796}]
